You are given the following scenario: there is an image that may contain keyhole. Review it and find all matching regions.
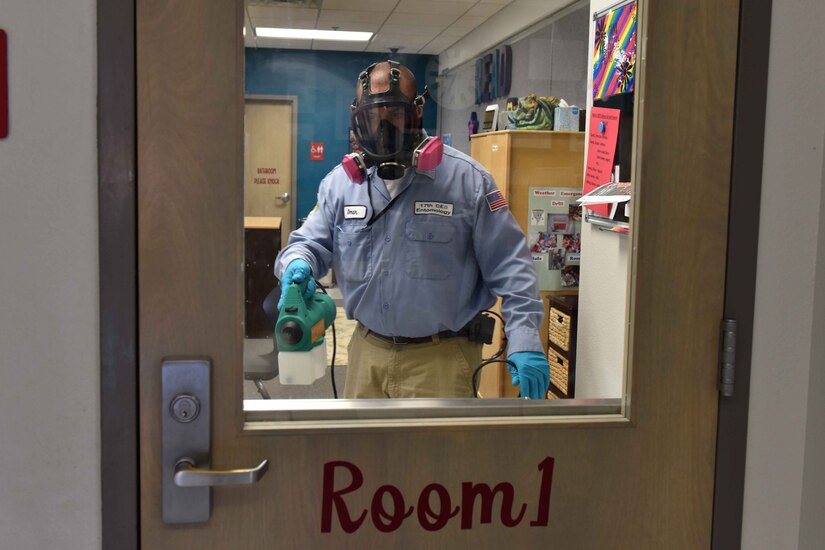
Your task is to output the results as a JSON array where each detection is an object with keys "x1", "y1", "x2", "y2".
[{"x1": 170, "y1": 394, "x2": 200, "y2": 423}]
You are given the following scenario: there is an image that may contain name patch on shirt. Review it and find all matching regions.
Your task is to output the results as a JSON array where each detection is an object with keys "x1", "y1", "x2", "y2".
[
  {"x1": 414, "y1": 201, "x2": 454, "y2": 217},
  {"x1": 344, "y1": 205, "x2": 367, "y2": 219}
]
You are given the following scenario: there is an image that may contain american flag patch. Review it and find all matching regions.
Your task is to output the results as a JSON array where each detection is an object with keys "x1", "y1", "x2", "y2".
[{"x1": 485, "y1": 189, "x2": 508, "y2": 212}]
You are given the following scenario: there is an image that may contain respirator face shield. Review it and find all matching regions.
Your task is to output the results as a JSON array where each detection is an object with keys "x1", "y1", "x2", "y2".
[
  {"x1": 345, "y1": 61, "x2": 435, "y2": 181},
  {"x1": 351, "y1": 98, "x2": 421, "y2": 177}
]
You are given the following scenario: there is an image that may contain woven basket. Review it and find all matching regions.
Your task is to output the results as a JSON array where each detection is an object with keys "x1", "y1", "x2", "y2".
[
  {"x1": 548, "y1": 307, "x2": 572, "y2": 351},
  {"x1": 547, "y1": 347, "x2": 569, "y2": 394}
]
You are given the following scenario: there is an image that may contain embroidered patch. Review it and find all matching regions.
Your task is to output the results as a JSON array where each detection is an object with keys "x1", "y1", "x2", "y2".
[
  {"x1": 414, "y1": 201, "x2": 454, "y2": 217},
  {"x1": 485, "y1": 189, "x2": 508, "y2": 212},
  {"x1": 344, "y1": 205, "x2": 367, "y2": 219}
]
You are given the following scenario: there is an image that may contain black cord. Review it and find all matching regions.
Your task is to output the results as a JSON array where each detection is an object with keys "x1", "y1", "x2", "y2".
[
  {"x1": 481, "y1": 309, "x2": 507, "y2": 361},
  {"x1": 472, "y1": 359, "x2": 516, "y2": 398},
  {"x1": 316, "y1": 281, "x2": 338, "y2": 399},
  {"x1": 331, "y1": 322, "x2": 338, "y2": 398}
]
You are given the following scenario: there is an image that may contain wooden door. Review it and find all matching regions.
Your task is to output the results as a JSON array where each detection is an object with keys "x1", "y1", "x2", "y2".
[
  {"x1": 245, "y1": 99, "x2": 294, "y2": 249},
  {"x1": 137, "y1": 0, "x2": 740, "y2": 547}
]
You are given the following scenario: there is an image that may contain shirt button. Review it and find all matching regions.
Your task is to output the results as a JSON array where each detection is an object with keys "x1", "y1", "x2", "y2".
[
  {"x1": 383, "y1": 270, "x2": 389, "y2": 276},
  {"x1": 346, "y1": 240, "x2": 352, "y2": 246},
  {"x1": 427, "y1": 233, "x2": 434, "y2": 240},
  {"x1": 383, "y1": 303, "x2": 390, "y2": 310},
  {"x1": 385, "y1": 235, "x2": 391, "y2": 243}
]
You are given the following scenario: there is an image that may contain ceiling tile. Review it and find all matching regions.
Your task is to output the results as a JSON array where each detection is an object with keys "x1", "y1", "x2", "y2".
[
  {"x1": 450, "y1": 13, "x2": 488, "y2": 30},
  {"x1": 316, "y1": 9, "x2": 388, "y2": 31},
  {"x1": 378, "y1": 23, "x2": 448, "y2": 37},
  {"x1": 385, "y1": 12, "x2": 459, "y2": 28},
  {"x1": 438, "y1": 25, "x2": 474, "y2": 38},
  {"x1": 394, "y1": 0, "x2": 474, "y2": 16},
  {"x1": 321, "y1": 0, "x2": 400, "y2": 10},
  {"x1": 418, "y1": 35, "x2": 462, "y2": 54},
  {"x1": 248, "y1": 6, "x2": 319, "y2": 27},
  {"x1": 465, "y1": 2, "x2": 506, "y2": 18},
  {"x1": 370, "y1": 33, "x2": 432, "y2": 50}
]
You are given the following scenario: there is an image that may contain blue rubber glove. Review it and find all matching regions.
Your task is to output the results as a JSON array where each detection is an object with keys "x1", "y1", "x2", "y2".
[
  {"x1": 277, "y1": 259, "x2": 317, "y2": 310},
  {"x1": 507, "y1": 351, "x2": 551, "y2": 399}
]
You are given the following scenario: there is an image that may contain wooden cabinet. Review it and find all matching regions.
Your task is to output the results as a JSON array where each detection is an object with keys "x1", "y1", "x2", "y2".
[{"x1": 470, "y1": 130, "x2": 584, "y2": 398}]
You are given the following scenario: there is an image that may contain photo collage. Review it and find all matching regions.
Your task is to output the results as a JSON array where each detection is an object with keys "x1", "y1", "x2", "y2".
[{"x1": 527, "y1": 187, "x2": 583, "y2": 290}]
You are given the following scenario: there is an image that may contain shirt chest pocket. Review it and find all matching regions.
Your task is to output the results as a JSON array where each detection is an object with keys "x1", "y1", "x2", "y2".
[
  {"x1": 404, "y1": 220, "x2": 455, "y2": 280},
  {"x1": 335, "y1": 225, "x2": 372, "y2": 283}
]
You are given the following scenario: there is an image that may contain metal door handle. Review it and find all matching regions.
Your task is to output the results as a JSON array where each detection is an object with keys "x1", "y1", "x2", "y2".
[
  {"x1": 275, "y1": 192, "x2": 290, "y2": 205},
  {"x1": 162, "y1": 359, "x2": 270, "y2": 523},
  {"x1": 174, "y1": 458, "x2": 269, "y2": 487}
]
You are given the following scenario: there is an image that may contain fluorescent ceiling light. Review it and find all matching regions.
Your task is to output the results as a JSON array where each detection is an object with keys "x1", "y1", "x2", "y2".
[{"x1": 256, "y1": 28, "x2": 372, "y2": 41}]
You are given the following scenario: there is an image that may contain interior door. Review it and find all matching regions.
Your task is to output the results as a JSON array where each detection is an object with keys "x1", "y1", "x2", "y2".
[
  {"x1": 244, "y1": 98, "x2": 294, "y2": 249},
  {"x1": 137, "y1": 0, "x2": 740, "y2": 547}
]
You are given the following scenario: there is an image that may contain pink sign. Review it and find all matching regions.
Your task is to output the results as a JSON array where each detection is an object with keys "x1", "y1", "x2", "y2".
[
  {"x1": 310, "y1": 142, "x2": 324, "y2": 161},
  {"x1": 583, "y1": 107, "x2": 621, "y2": 216}
]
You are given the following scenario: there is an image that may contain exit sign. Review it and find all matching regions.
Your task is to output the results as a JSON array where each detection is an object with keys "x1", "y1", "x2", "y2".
[{"x1": 1, "y1": 29, "x2": 7, "y2": 139}]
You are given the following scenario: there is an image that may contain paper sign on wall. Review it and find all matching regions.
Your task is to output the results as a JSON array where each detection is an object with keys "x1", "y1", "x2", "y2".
[
  {"x1": 1, "y1": 30, "x2": 8, "y2": 139},
  {"x1": 583, "y1": 107, "x2": 620, "y2": 217}
]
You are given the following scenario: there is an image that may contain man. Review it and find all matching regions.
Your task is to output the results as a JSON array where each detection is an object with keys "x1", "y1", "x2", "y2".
[{"x1": 274, "y1": 60, "x2": 550, "y2": 399}]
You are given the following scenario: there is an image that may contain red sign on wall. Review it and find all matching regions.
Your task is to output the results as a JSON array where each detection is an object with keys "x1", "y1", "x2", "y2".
[
  {"x1": 310, "y1": 142, "x2": 324, "y2": 161},
  {"x1": 1, "y1": 30, "x2": 8, "y2": 139}
]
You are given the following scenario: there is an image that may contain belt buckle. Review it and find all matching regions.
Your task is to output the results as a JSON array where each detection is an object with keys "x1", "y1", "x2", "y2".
[{"x1": 391, "y1": 335, "x2": 409, "y2": 345}]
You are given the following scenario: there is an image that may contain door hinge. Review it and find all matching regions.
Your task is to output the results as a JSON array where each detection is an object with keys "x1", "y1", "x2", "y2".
[{"x1": 719, "y1": 319, "x2": 737, "y2": 397}]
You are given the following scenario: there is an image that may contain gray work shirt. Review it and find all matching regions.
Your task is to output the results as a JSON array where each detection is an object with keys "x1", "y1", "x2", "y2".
[{"x1": 274, "y1": 145, "x2": 544, "y2": 354}]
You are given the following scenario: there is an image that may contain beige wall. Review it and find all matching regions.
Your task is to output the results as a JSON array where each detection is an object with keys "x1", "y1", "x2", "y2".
[
  {"x1": 743, "y1": 0, "x2": 825, "y2": 547},
  {"x1": 0, "y1": 2, "x2": 101, "y2": 549}
]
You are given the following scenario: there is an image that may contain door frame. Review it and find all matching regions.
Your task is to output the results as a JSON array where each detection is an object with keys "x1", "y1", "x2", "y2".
[
  {"x1": 98, "y1": 0, "x2": 770, "y2": 548},
  {"x1": 244, "y1": 94, "x2": 298, "y2": 247}
]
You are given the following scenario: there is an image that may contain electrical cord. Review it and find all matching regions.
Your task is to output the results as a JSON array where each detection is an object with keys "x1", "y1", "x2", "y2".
[
  {"x1": 472, "y1": 309, "x2": 510, "y2": 398},
  {"x1": 472, "y1": 359, "x2": 517, "y2": 398},
  {"x1": 316, "y1": 281, "x2": 339, "y2": 399},
  {"x1": 480, "y1": 309, "x2": 506, "y2": 361}
]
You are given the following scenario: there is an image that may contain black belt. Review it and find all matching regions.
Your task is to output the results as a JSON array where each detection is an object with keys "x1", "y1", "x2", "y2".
[
  {"x1": 360, "y1": 313, "x2": 494, "y2": 345},
  {"x1": 365, "y1": 328, "x2": 465, "y2": 345}
]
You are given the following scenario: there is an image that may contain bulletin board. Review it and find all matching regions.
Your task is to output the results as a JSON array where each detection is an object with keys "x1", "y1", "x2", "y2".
[{"x1": 527, "y1": 187, "x2": 583, "y2": 291}]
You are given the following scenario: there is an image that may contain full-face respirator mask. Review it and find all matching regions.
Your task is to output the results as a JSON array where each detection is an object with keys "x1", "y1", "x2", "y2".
[{"x1": 343, "y1": 61, "x2": 443, "y2": 183}]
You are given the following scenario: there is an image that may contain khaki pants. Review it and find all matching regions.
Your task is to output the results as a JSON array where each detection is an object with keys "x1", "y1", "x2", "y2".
[{"x1": 344, "y1": 324, "x2": 483, "y2": 398}]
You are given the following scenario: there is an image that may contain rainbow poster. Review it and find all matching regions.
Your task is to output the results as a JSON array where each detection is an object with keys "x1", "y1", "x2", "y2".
[{"x1": 592, "y1": 1, "x2": 637, "y2": 100}]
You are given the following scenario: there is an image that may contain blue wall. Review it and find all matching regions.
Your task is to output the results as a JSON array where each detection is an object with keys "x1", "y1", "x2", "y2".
[{"x1": 245, "y1": 49, "x2": 439, "y2": 224}]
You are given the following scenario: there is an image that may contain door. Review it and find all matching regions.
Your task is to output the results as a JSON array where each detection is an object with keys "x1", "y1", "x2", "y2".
[
  {"x1": 137, "y1": 0, "x2": 739, "y2": 548},
  {"x1": 244, "y1": 98, "x2": 295, "y2": 249}
]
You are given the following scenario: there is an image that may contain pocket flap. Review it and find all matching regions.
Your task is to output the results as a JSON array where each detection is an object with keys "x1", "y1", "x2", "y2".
[{"x1": 405, "y1": 221, "x2": 454, "y2": 243}]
